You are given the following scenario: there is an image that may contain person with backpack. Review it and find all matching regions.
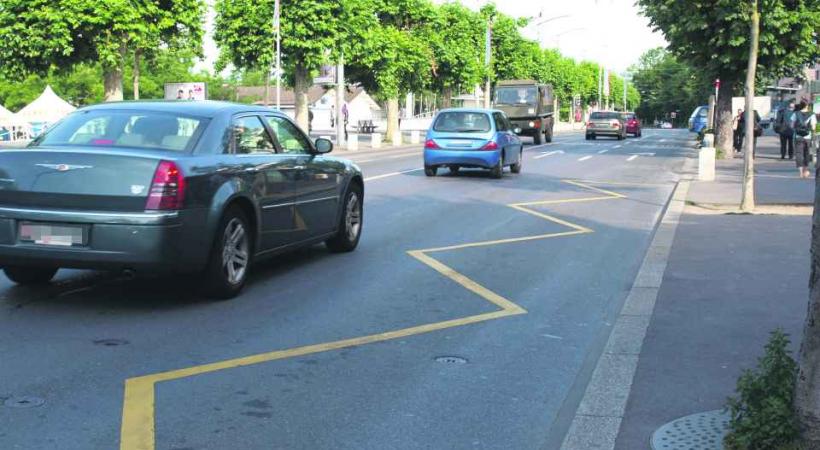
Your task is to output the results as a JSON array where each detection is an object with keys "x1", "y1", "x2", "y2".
[
  {"x1": 774, "y1": 101, "x2": 795, "y2": 159},
  {"x1": 791, "y1": 101, "x2": 817, "y2": 178}
]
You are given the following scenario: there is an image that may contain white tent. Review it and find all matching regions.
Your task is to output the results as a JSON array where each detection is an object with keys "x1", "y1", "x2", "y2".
[{"x1": 16, "y1": 85, "x2": 76, "y2": 125}]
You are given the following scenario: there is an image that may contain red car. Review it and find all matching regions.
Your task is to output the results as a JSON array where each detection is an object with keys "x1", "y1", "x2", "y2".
[{"x1": 622, "y1": 112, "x2": 642, "y2": 137}]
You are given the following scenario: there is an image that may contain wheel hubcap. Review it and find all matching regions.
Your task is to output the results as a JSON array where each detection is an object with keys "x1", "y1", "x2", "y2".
[
  {"x1": 345, "y1": 193, "x2": 362, "y2": 242},
  {"x1": 222, "y1": 218, "x2": 248, "y2": 285}
]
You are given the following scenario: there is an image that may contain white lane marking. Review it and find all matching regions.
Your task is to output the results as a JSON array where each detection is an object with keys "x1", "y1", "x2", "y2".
[
  {"x1": 598, "y1": 149, "x2": 609, "y2": 154},
  {"x1": 534, "y1": 150, "x2": 564, "y2": 159},
  {"x1": 627, "y1": 155, "x2": 639, "y2": 161},
  {"x1": 613, "y1": 145, "x2": 623, "y2": 149},
  {"x1": 364, "y1": 168, "x2": 423, "y2": 181},
  {"x1": 660, "y1": 139, "x2": 667, "y2": 143},
  {"x1": 631, "y1": 152, "x2": 656, "y2": 156},
  {"x1": 578, "y1": 155, "x2": 593, "y2": 162}
]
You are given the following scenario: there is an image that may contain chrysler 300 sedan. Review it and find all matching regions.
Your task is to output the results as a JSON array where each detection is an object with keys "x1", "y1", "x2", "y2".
[{"x1": 0, "y1": 101, "x2": 364, "y2": 298}]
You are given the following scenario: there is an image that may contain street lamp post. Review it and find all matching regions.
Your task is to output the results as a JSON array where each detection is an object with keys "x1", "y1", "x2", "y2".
[
  {"x1": 484, "y1": 18, "x2": 492, "y2": 109},
  {"x1": 273, "y1": 0, "x2": 281, "y2": 109}
]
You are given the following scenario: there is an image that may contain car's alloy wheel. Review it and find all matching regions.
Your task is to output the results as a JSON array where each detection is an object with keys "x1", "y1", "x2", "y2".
[
  {"x1": 326, "y1": 183, "x2": 364, "y2": 253},
  {"x1": 3, "y1": 266, "x2": 57, "y2": 285},
  {"x1": 424, "y1": 165, "x2": 437, "y2": 177},
  {"x1": 221, "y1": 218, "x2": 249, "y2": 286},
  {"x1": 203, "y1": 207, "x2": 251, "y2": 300}
]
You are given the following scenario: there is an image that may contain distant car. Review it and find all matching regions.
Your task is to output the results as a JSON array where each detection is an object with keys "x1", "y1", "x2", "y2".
[
  {"x1": 0, "y1": 101, "x2": 364, "y2": 299},
  {"x1": 688, "y1": 105, "x2": 709, "y2": 133},
  {"x1": 586, "y1": 111, "x2": 626, "y2": 140},
  {"x1": 622, "y1": 112, "x2": 642, "y2": 137},
  {"x1": 424, "y1": 108, "x2": 523, "y2": 179}
]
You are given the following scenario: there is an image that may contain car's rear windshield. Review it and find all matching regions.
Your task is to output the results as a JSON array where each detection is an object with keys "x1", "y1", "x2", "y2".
[
  {"x1": 590, "y1": 112, "x2": 621, "y2": 120},
  {"x1": 433, "y1": 112, "x2": 492, "y2": 133},
  {"x1": 33, "y1": 110, "x2": 208, "y2": 152},
  {"x1": 622, "y1": 114, "x2": 636, "y2": 120}
]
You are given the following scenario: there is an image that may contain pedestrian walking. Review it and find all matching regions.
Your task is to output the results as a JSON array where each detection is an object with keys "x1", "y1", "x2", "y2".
[
  {"x1": 342, "y1": 103, "x2": 349, "y2": 141},
  {"x1": 330, "y1": 108, "x2": 335, "y2": 128},
  {"x1": 774, "y1": 101, "x2": 795, "y2": 159},
  {"x1": 732, "y1": 109, "x2": 743, "y2": 152},
  {"x1": 791, "y1": 101, "x2": 817, "y2": 178}
]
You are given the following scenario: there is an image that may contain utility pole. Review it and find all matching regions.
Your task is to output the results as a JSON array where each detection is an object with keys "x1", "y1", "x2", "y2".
[
  {"x1": 336, "y1": 55, "x2": 345, "y2": 148},
  {"x1": 274, "y1": 0, "x2": 281, "y2": 109},
  {"x1": 484, "y1": 18, "x2": 493, "y2": 109},
  {"x1": 597, "y1": 65, "x2": 602, "y2": 110},
  {"x1": 623, "y1": 74, "x2": 627, "y2": 111}
]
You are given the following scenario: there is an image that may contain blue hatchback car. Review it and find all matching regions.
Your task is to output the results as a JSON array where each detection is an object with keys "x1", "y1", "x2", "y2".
[{"x1": 424, "y1": 108, "x2": 523, "y2": 179}]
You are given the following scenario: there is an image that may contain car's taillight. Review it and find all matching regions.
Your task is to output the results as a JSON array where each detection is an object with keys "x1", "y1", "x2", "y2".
[
  {"x1": 424, "y1": 139, "x2": 440, "y2": 149},
  {"x1": 611, "y1": 120, "x2": 621, "y2": 128},
  {"x1": 480, "y1": 141, "x2": 499, "y2": 150},
  {"x1": 145, "y1": 160, "x2": 185, "y2": 210}
]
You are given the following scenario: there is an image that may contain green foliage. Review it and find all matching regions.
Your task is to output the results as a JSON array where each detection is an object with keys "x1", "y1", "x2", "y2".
[
  {"x1": 637, "y1": 0, "x2": 820, "y2": 86},
  {"x1": 724, "y1": 329, "x2": 799, "y2": 450},
  {"x1": 425, "y1": 2, "x2": 484, "y2": 95},
  {"x1": 631, "y1": 48, "x2": 709, "y2": 125}
]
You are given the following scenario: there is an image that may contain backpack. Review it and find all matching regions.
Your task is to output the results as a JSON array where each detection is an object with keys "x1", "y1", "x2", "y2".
[
  {"x1": 775, "y1": 109, "x2": 792, "y2": 135},
  {"x1": 794, "y1": 112, "x2": 811, "y2": 137}
]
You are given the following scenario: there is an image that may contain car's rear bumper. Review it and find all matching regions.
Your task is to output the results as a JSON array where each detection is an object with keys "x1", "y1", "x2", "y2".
[
  {"x1": 0, "y1": 207, "x2": 211, "y2": 272},
  {"x1": 626, "y1": 126, "x2": 640, "y2": 134},
  {"x1": 587, "y1": 128, "x2": 622, "y2": 136},
  {"x1": 424, "y1": 149, "x2": 501, "y2": 168}
]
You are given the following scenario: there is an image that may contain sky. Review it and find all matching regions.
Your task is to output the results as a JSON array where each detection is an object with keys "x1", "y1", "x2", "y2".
[{"x1": 197, "y1": 0, "x2": 668, "y2": 75}]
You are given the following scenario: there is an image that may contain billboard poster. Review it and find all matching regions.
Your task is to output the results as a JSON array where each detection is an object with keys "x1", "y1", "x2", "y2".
[{"x1": 164, "y1": 82, "x2": 207, "y2": 101}]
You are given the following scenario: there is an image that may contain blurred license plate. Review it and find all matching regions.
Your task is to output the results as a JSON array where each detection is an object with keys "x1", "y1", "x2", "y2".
[{"x1": 19, "y1": 223, "x2": 87, "y2": 247}]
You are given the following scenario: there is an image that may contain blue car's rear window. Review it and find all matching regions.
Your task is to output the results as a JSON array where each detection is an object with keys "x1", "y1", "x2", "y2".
[
  {"x1": 433, "y1": 112, "x2": 491, "y2": 133},
  {"x1": 34, "y1": 110, "x2": 208, "y2": 152}
]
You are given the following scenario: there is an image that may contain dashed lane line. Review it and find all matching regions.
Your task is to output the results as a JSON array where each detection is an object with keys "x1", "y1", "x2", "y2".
[
  {"x1": 119, "y1": 180, "x2": 629, "y2": 450},
  {"x1": 627, "y1": 155, "x2": 639, "y2": 162},
  {"x1": 535, "y1": 150, "x2": 564, "y2": 159},
  {"x1": 578, "y1": 156, "x2": 593, "y2": 162},
  {"x1": 364, "y1": 168, "x2": 424, "y2": 181}
]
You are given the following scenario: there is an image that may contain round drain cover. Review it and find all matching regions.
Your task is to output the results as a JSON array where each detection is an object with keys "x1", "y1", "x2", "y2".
[
  {"x1": 4, "y1": 396, "x2": 44, "y2": 408},
  {"x1": 651, "y1": 410, "x2": 730, "y2": 450},
  {"x1": 434, "y1": 356, "x2": 468, "y2": 364}
]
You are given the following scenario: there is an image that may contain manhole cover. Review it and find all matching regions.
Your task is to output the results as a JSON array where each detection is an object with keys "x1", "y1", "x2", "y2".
[
  {"x1": 4, "y1": 396, "x2": 44, "y2": 408},
  {"x1": 93, "y1": 338, "x2": 129, "y2": 347},
  {"x1": 651, "y1": 410, "x2": 730, "y2": 450},
  {"x1": 434, "y1": 356, "x2": 468, "y2": 364}
]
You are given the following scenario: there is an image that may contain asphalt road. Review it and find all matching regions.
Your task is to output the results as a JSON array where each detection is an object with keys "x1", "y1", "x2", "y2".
[{"x1": 0, "y1": 129, "x2": 693, "y2": 450}]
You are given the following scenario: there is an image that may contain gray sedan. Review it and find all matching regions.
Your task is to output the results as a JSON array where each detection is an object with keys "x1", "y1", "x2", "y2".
[{"x1": 0, "y1": 101, "x2": 364, "y2": 298}]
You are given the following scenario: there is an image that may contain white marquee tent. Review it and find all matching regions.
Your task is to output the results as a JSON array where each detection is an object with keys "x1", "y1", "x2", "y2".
[{"x1": 16, "y1": 85, "x2": 76, "y2": 128}]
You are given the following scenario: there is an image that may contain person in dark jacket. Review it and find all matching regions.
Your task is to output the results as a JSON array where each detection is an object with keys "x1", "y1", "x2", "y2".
[
  {"x1": 774, "y1": 101, "x2": 795, "y2": 159},
  {"x1": 736, "y1": 109, "x2": 762, "y2": 154}
]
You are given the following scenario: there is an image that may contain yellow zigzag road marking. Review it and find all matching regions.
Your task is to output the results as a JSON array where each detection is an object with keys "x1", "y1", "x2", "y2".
[{"x1": 119, "y1": 180, "x2": 626, "y2": 450}]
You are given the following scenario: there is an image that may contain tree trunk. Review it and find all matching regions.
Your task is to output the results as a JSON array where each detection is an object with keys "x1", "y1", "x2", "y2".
[
  {"x1": 104, "y1": 43, "x2": 125, "y2": 102},
  {"x1": 442, "y1": 86, "x2": 453, "y2": 109},
  {"x1": 798, "y1": 172, "x2": 820, "y2": 447},
  {"x1": 385, "y1": 97, "x2": 400, "y2": 143},
  {"x1": 133, "y1": 49, "x2": 141, "y2": 100},
  {"x1": 740, "y1": 1, "x2": 758, "y2": 212},
  {"x1": 293, "y1": 61, "x2": 310, "y2": 132},
  {"x1": 715, "y1": 80, "x2": 734, "y2": 159}
]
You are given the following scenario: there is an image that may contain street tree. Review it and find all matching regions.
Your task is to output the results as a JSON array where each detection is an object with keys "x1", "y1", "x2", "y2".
[
  {"x1": 0, "y1": 0, "x2": 204, "y2": 102},
  {"x1": 214, "y1": 0, "x2": 342, "y2": 130},
  {"x1": 630, "y1": 48, "x2": 708, "y2": 126},
  {"x1": 638, "y1": 0, "x2": 820, "y2": 157}
]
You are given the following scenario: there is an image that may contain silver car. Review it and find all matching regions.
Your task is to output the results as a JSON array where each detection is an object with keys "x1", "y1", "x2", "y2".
[{"x1": 585, "y1": 111, "x2": 626, "y2": 140}]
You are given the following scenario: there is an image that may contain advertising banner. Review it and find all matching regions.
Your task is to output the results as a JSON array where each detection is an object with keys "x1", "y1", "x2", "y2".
[{"x1": 164, "y1": 82, "x2": 207, "y2": 101}]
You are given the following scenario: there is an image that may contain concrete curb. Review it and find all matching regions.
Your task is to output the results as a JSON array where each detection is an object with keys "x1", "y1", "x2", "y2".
[{"x1": 559, "y1": 178, "x2": 692, "y2": 450}]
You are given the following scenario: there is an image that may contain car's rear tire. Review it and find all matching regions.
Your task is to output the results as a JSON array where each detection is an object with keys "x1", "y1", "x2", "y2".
[
  {"x1": 590, "y1": 134, "x2": 596, "y2": 140},
  {"x1": 3, "y1": 266, "x2": 57, "y2": 285},
  {"x1": 326, "y1": 183, "x2": 363, "y2": 253},
  {"x1": 490, "y1": 155, "x2": 504, "y2": 179},
  {"x1": 424, "y1": 165, "x2": 437, "y2": 177},
  {"x1": 511, "y1": 148, "x2": 523, "y2": 174},
  {"x1": 585, "y1": 134, "x2": 592, "y2": 140},
  {"x1": 202, "y1": 206, "x2": 251, "y2": 300},
  {"x1": 448, "y1": 165, "x2": 460, "y2": 175},
  {"x1": 617, "y1": 133, "x2": 624, "y2": 140}
]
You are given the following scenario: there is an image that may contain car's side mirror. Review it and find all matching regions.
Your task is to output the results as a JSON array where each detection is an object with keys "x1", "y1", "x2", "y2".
[{"x1": 314, "y1": 138, "x2": 333, "y2": 154}]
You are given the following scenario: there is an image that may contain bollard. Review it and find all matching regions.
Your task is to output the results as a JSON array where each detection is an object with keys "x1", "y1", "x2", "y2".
[
  {"x1": 698, "y1": 147, "x2": 715, "y2": 181},
  {"x1": 371, "y1": 133, "x2": 382, "y2": 149},
  {"x1": 391, "y1": 130, "x2": 402, "y2": 146},
  {"x1": 346, "y1": 134, "x2": 358, "y2": 151},
  {"x1": 410, "y1": 130, "x2": 420, "y2": 144}
]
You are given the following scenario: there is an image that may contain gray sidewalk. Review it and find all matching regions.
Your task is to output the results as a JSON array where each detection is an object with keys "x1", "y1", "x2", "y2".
[{"x1": 614, "y1": 137, "x2": 814, "y2": 449}]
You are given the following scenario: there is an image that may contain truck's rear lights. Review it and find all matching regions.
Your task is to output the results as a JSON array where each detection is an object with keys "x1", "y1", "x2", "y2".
[
  {"x1": 424, "y1": 139, "x2": 440, "y2": 149},
  {"x1": 146, "y1": 160, "x2": 185, "y2": 210}
]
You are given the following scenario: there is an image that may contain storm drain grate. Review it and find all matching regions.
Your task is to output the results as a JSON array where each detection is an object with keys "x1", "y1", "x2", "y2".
[
  {"x1": 4, "y1": 396, "x2": 45, "y2": 408},
  {"x1": 651, "y1": 410, "x2": 730, "y2": 450},
  {"x1": 434, "y1": 356, "x2": 468, "y2": 364}
]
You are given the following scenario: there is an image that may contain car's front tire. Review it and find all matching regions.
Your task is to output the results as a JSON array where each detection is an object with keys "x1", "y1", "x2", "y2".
[
  {"x1": 3, "y1": 266, "x2": 57, "y2": 285},
  {"x1": 326, "y1": 183, "x2": 363, "y2": 253},
  {"x1": 424, "y1": 165, "x2": 437, "y2": 177},
  {"x1": 202, "y1": 206, "x2": 251, "y2": 300}
]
